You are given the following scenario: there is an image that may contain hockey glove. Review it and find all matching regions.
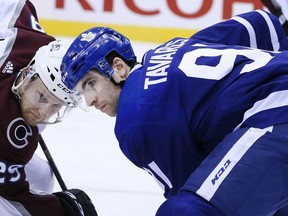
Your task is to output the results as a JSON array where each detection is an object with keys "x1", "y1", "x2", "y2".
[{"x1": 54, "y1": 189, "x2": 98, "y2": 216}]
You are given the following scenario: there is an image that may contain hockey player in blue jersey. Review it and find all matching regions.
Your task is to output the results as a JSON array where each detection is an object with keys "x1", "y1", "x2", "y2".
[{"x1": 61, "y1": 9, "x2": 288, "y2": 216}]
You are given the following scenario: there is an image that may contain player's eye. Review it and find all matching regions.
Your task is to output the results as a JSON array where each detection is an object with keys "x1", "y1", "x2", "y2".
[
  {"x1": 87, "y1": 80, "x2": 96, "y2": 88},
  {"x1": 39, "y1": 93, "x2": 48, "y2": 103},
  {"x1": 83, "y1": 78, "x2": 96, "y2": 91}
]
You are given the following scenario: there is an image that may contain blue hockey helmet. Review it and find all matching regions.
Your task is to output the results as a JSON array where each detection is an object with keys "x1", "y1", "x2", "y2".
[{"x1": 61, "y1": 27, "x2": 137, "y2": 90}]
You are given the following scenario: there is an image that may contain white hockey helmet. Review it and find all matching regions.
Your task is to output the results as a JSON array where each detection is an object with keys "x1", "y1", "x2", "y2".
[
  {"x1": 33, "y1": 39, "x2": 80, "y2": 107},
  {"x1": 12, "y1": 39, "x2": 82, "y2": 124}
]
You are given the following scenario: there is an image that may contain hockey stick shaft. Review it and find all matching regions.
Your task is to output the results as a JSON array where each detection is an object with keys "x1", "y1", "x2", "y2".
[{"x1": 39, "y1": 134, "x2": 68, "y2": 191}]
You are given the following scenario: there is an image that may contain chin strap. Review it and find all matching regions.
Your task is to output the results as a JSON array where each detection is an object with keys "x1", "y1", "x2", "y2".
[
  {"x1": 38, "y1": 106, "x2": 74, "y2": 125},
  {"x1": 110, "y1": 76, "x2": 125, "y2": 88}
]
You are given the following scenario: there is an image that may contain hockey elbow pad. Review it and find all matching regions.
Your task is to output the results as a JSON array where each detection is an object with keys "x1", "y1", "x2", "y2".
[{"x1": 54, "y1": 189, "x2": 98, "y2": 216}]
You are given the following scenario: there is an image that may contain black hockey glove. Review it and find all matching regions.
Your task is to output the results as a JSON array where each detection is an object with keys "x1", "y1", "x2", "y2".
[{"x1": 54, "y1": 189, "x2": 98, "y2": 216}]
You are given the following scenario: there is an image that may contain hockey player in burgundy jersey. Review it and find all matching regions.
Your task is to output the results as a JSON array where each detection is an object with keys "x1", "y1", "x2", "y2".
[
  {"x1": 61, "y1": 8, "x2": 288, "y2": 216},
  {"x1": 0, "y1": 0, "x2": 97, "y2": 215}
]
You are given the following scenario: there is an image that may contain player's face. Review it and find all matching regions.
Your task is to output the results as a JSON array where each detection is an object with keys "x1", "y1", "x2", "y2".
[
  {"x1": 76, "y1": 70, "x2": 121, "y2": 117},
  {"x1": 19, "y1": 77, "x2": 65, "y2": 126}
]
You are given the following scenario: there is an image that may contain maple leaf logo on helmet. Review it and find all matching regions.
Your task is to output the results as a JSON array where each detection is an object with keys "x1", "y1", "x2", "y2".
[{"x1": 81, "y1": 32, "x2": 96, "y2": 42}]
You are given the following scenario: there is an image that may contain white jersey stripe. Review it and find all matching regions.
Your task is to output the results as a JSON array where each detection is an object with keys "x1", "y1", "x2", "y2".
[
  {"x1": 234, "y1": 90, "x2": 288, "y2": 131},
  {"x1": 0, "y1": 0, "x2": 23, "y2": 30},
  {"x1": 148, "y1": 161, "x2": 173, "y2": 189},
  {"x1": 0, "y1": 196, "x2": 24, "y2": 216},
  {"x1": 231, "y1": 16, "x2": 257, "y2": 48},
  {"x1": 256, "y1": 9, "x2": 280, "y2": 51},
  {"x1": 196, "y1": 127, "x2": 267, "y2": 201}
]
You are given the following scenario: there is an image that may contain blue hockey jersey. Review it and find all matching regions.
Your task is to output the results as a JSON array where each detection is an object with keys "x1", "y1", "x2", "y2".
[{"x1": 114, "y1": 10, "x2": 288, "y2": 199}]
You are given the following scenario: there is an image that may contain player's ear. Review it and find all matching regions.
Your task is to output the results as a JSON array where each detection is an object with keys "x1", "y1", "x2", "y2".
[{"x1": 112, "y1": 57, "x2": 128, "y2": 79}]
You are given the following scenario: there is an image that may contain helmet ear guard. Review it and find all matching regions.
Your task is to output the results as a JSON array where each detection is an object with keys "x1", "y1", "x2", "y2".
[{"x1": 61, "y1": 27, "x2": 137, "y2": 90}]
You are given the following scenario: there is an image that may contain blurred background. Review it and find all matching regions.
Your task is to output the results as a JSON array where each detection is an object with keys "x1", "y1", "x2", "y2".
[{"x1": 30, "y1": 0, "x2": 266, "y2": 43}]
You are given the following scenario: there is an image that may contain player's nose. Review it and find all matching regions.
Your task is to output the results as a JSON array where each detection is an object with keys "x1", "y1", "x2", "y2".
[{"x1": 84, "y1": 92, "x2": 98, "y2": 108}]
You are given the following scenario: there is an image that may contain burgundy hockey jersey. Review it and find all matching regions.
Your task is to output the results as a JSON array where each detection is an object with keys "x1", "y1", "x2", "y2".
[{"x1": 0, "y1": 0, "x2": 66, "y2": 215}]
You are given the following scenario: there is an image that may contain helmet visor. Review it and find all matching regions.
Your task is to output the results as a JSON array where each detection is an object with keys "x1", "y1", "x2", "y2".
[
  {"x1": 20, "y1": 67, "x2": 72, "y2": 125},
  {"x1": 75, "y1": 70, "x2": 111, "y2": 112}
]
